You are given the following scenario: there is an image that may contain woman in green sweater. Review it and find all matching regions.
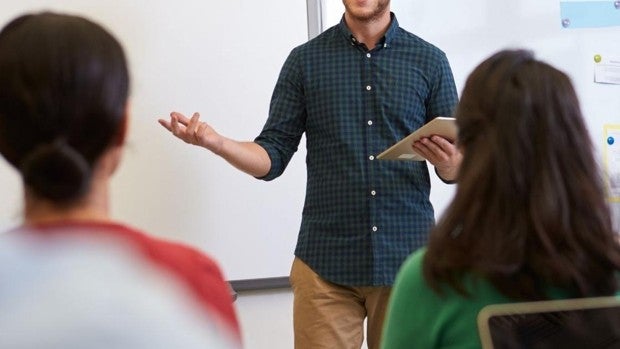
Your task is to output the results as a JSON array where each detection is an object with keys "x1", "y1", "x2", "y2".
[{"x1": 381, "y1": 49, "x2": 620, "y2": 349}]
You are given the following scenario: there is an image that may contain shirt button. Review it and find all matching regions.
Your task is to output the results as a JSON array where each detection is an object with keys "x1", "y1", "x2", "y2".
[
  {"x1": 366, "y1": 85, "x2": 372, "y2": 91},
  {"x1": 366, "y1": 53, "x2": 371, "y2": 58},
  {"x1": 367, "y1": 120, "x2": 373, "y2": 126},
  {"x1": 371, "y1": 190, "x2": 376, "y2": 196},
  {"x1": 372, "y1": 226, "x2": 378, "y2": 232},
  {"x1": 369, "y1": 155, "x2": 375, "y2": 161}
]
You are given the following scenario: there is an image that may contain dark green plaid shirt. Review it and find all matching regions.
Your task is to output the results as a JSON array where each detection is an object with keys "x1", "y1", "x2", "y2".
[{"x1": 255, "y1": 14, "x2": 458, "y2": 286}]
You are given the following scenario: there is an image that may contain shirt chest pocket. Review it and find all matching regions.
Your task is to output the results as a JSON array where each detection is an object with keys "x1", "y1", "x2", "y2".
[{"x1": 378, "y1": 68, "x2": 430, "y2": 126}]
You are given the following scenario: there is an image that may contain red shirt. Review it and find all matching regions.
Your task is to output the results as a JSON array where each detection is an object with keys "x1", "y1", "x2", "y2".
[{"x1": 20, "y1": 221, "x2": 241, "y2": 341}]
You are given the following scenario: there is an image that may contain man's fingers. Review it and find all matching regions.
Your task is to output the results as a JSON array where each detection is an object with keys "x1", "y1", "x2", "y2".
[
  {"x1": 158, "y1": 119, "x2": 172, "y2": 131},
  {"x1": 420, "y1": 137, "x2": 441, "y2": 153},
  {"x1": 186, "y1": 113, "x2": 201, "y2": 136},
  {"x1": 430, "y1": 136, "x2": 458, "y2": 158},
  {"x1": 170, "y1": 111, "x2": 192, "y2": 126},
  {"x1": 170, "y1": 114, "x2": 182, "y2": 137},
  {"x1": 195, "y1": 121, "x2": 212, "y2": 142},
  {"x1": 160, "y1": 112, "x2": 205, "y2": 145}
]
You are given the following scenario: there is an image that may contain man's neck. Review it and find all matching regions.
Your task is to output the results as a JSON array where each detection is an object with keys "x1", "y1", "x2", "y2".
[{"x1": 344, "y1": 11, "x2": 391, "y2": 49}]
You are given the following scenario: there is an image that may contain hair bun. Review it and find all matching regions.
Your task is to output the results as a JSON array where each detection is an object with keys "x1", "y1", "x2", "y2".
[{"x1": 20, "y1": 139, "x2": 91, "y2": 203}]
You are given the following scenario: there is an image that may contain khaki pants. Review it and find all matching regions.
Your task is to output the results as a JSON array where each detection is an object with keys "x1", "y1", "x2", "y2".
[{"x1": 289, "y1": 257, "x2": 392, "y2": 349}]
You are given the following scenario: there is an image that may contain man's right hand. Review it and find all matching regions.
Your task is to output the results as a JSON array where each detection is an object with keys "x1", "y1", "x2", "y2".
[
  {"x1": 158, "y1": 111, "x2": 271, "y2": 177},
  {"x1": 158, "y1": 112, "x2": 224, "y2": 155}
]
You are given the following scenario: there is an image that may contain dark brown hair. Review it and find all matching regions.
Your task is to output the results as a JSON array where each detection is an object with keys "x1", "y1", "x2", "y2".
[
  {"x1": 0, "y1": 12, "x2": 129, "y2": 204},
  {"x1": 423, "y1": 49, "x2": 620, "y2": 300}
]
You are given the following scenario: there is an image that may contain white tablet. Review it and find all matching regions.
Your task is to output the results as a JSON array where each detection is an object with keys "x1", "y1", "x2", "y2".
[{"x1": 376, "y1": 117, "x2": 457, "y2": 161}]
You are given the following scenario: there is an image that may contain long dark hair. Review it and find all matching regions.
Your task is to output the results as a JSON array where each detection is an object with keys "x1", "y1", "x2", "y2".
[
  {"x1": 423, "y1": 49, "x2": 620, "y2": 300},
  {"x1": 0, "y1": 12, "x2": 129, "y2": 204}
]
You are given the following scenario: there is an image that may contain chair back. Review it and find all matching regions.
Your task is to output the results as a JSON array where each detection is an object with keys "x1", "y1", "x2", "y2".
[{"x1": 477, "y1": 296, "x2": 620, "y2": 349}]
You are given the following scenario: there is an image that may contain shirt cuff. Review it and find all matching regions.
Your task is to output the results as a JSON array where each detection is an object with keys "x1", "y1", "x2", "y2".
[{"x1": 435, "y1": 167, "x2": 457, "y2": 184}]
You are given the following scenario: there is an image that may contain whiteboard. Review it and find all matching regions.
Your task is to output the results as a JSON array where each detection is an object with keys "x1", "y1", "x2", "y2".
[
  {"x1": 1, "y1": 0, "x2": 619, "y2": 282},
  {"x1": 0, "y1": 0, "x2": 308, "y2": 281}
]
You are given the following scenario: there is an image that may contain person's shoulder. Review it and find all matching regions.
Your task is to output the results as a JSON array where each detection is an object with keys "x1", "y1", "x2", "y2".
[
  {"x1": 290, "y1": 24, "x2": 340, "y2": 56},
  {"x1": 0, "y1": 230, "x2": 241, "y2": 349},
  {"x1": 395, "y1": 247, "x2": 427, "y2": 284},
  {"x1": 393, "y1": 27, "x2": 449, "y2": 58},
  {"x1": 112, "y1": 224, "x2": 240, "y2": 336},
  {"x1": 126, "y1": 225, "x2": 225, "y2": 275},
  {"x1": 89, "y1": 222, "x2": 228, "y2": 292},
  {"x1": 403, "y1": 247, "x2": 427, "y2": 269}
]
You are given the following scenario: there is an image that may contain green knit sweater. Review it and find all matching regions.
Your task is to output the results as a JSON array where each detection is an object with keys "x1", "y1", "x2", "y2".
[{"x1": 381, "y1": 248, "x2": 574, "y2": 349}]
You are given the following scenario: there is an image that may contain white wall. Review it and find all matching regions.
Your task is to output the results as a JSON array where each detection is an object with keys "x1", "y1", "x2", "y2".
[{"x1": 235, "y1": 290, "x2": 294, "y2": 349}]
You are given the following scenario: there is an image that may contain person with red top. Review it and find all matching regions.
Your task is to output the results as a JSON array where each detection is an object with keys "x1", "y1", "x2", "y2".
[{"x1": 0, "y1": 12, "x2": 240, "y2": 348}]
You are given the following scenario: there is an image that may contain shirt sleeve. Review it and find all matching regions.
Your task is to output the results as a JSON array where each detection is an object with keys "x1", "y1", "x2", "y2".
[
  {"x1": 254, "y1": 46, "x2": 307, "y2": 181},
  {"x1": 435, "y1": 167, "x2": 457, "y2": 184},
  {"x1": 143, "y1": 237, "x2": 241, "y2": 341},
  {"x1": 425, "y1": 51, "x2": 458, "y2": 120}
]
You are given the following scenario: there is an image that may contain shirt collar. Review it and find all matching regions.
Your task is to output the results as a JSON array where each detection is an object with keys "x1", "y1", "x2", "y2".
[{"x1": 338, "y1": 12, "x2": 399, "y2": 49}]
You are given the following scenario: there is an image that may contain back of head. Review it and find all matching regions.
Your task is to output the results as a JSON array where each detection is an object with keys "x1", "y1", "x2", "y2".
[
  {"x1": 0, "y1": 12, "x2": 129, "y2": 204},
  {"x1": 424, "y1": 49, "x2": 620, "y2": 299},
  {"x1": 456, "y1": 50, "x2": 593, "y2": 198}
]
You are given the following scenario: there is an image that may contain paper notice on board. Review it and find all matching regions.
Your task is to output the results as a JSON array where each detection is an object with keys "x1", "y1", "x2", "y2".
[
  {"x1": 594, "y1": 55, "x2": 620, "y2": 84},
  {"x1": 605, "y1": 125, "x2": 620, "y2": 202}
]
